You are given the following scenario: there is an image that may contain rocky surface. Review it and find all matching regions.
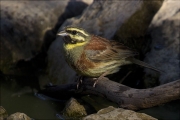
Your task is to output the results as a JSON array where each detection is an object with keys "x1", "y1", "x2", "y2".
[
  {"x1": 0, "y1": 106, "x2": 32, "y2": 120},
  {"x1": 83, "y1": 106, "x2": 157, "y2": 120},
  {"x1": 114, "y1": 1, "x2": 162, "y2": 54},
  {"x1": 63, "y1": 97, "x2": 87, "y2": 118},
  {"x1": 144, "y1": 0, "x2": 180, "y2": 85},
  {"x1": 6, "y1": 112, "x2": 31, "y2": 120},
  {"x1": 0, "y1": 106, "x2": 8, "y2": 120},
  {"x1": 0, "y1": 0, "x2": 90, "y2": 75},
  {"x1": 47, "y1": 0, "x2": 162, "y2": 84}
]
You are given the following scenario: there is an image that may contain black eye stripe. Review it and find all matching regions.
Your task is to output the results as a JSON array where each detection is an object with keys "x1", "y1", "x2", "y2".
[
  {"x1": 72, "y1": 30, "x2": 77, "y2": 35},
  {"x1": 66, "y1": 29, "x2": 87, "y2": 38},
  {"x1": 66, "y1": 30, "x2": 77, "y2": 35}
]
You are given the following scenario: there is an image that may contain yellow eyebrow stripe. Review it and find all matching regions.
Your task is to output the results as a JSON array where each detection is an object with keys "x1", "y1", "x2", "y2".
[{"x1": 69, "y1": 34, "x2": 85, "y2": 41}]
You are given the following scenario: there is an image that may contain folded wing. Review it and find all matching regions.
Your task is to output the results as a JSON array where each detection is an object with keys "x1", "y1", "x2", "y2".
[{"x1": 85, "y1": 35, "x2": 138, "y2": 62}]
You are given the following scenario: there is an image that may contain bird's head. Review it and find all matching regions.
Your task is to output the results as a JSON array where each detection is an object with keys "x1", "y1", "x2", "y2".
[{"x1": 57, "y1": 27, "x2": 91, "y2": 50}]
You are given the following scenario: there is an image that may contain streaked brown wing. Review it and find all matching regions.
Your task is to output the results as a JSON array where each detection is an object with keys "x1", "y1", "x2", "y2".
[{"x1": 85, "y1": 35, "x2": 138, "y2": 62}]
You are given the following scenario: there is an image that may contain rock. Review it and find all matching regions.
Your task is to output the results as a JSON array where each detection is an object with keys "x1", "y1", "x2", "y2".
[
  {"x1": 0, "y1": 106, "x2": 8, "y2": 120},
  {"x1": 114, "y1": 1, "x2": 162, "y2": 54},
  {"x1": 144, "y1": 0, "x2": 180, "y2": 85},
  {"x1": 0, "y1": 0, "x2": 90, "y2": 74},
  {"x1": 60, "y1": 0, "x2": 151, "y2": 39},
  {"x1": 47, "y1": 0, "x2": 160, "y2": 84},
  {"x1": 63, "y1": 97, "x2": 92, "y2": 118},
  {"x1": 83, "y1": 106, "x2": 157, "y2": 120},
  {"x1": 6, "y1": 112, "x2": 31, "y2": 120}
]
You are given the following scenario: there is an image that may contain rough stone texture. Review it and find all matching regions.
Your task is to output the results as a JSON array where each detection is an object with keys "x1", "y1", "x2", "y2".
[
  {"x1": 83, "y1": 106, "x2": 157, "y2": 120},
  {"x1": 114, "y1": 1, "x2": 162, "y2": 54},
  {"x1": 0, "y1": 106, "x2": 8, "y2": 120},
  {"x1": 0, "y1": 0, "x2": 90, "y2": 74},
  {"x1": 63, "y1": 98, "x2": 88, "y2": 118},
  {"x1": 60, "y1": 0, "x2": 145, "y2": 39},
  {"x1": 144, "y1": 0, "x2": 180, "y2": 84},
  {"x1": 48, "y1": 0, "x2": 161, "y2": 84},
  {"x1": 6, "y1": 112, "x2": 31, "y2": 120}
]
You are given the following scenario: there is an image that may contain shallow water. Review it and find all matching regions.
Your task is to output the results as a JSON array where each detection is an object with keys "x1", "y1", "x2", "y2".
[{"x1": 1, "y1": 81, "x2": 65, "y2": 119}]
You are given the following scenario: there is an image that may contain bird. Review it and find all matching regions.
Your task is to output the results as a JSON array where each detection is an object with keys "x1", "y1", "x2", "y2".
[{"x1": 57, "y1": 26, "x2": 162, "y2": 87}]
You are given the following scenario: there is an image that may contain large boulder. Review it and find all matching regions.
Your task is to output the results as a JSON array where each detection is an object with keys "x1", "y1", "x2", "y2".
[
  {"x1": 114, "y1": 1, "x2": 162, "y2": 54},
  {"x1": 144, "y1": 0, "x2": 180, "y2": 85},
  {"x1": 0, "y1": 0, "x2": 90, "y2": 74}
]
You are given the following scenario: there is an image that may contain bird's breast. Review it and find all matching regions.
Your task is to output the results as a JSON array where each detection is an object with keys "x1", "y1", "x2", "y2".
[{"x1": 63, "y1": 44, "x2": 87, "y2": 71}]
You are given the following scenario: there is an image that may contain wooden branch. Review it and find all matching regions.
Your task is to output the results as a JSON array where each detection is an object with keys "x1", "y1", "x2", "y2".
[
  {"x1": 80, "y1": 77, "x2": 180, "y2": 110},
  {"x1": 40, "y1": 77, "x2": 180, "y2": 110}
]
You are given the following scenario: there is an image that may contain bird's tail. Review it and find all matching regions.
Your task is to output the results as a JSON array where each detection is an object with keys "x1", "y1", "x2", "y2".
[{"x1": 129, "y1": 58, "x2": 164, "y2": 73}]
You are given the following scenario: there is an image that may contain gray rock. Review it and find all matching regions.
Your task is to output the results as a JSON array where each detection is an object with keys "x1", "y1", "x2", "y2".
[
  {"x1": 60, "y1": 0, "x2": 147, "y2": 39},
  {"x1": 144, "y1": 0, "x2": 180, "y2": 84},
  {"x1": 0, "y1": 0, "x2": 89, "y2": 74},
  {"x1": 114, "y1": 1, "x2": 162, "y2": 54},
  {"x1": 83, "y1": 106, "x2": 157, "y2": 120}
]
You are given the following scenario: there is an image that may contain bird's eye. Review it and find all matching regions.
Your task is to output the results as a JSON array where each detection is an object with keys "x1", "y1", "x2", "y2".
[{"x1": 72, "y1": 30, "x2": 77, "y2": 35}]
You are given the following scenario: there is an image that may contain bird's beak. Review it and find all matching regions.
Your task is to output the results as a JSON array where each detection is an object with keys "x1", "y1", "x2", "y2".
[{"x1": 57, "y1": 31, "x2": 68, "y2": 36}]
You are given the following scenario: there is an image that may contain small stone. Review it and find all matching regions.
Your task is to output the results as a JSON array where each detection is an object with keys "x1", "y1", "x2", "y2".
[
  {"x1": 7, "y1": 112, "x2": 31, "y2": 120},
  {"x1": 63, "y1": 98, "x2": 87, "y2": 118},
  {"x1": 0, "y1": 106, "x2": 8, "y2": 120}
]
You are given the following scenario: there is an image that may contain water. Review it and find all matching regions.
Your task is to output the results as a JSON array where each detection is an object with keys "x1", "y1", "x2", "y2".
[{"x1": 1, "y1": 80, "x2": 65, "y2": 119}]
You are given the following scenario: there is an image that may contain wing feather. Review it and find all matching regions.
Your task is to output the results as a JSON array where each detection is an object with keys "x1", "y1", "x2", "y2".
[{"x1": 85, "y1": 35, "x2": 138, "y2": 62}]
